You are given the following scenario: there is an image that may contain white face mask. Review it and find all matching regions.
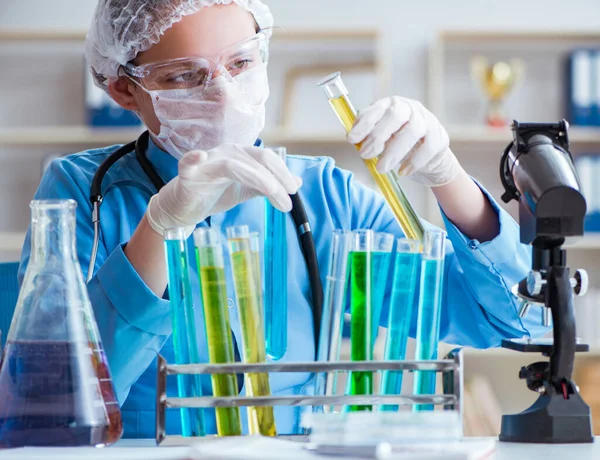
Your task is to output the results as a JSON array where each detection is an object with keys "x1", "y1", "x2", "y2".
[{"x1": 143, "y1": 63, "x2": 270, "y2": 159}]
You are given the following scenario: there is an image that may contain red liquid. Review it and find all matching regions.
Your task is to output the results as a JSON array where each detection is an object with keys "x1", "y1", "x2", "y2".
[{"x1": 0, "y1": 341, "x2": 123, "y2": 448}]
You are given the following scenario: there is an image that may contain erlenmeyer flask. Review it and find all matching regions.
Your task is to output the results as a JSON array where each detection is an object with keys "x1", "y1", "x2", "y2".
[{"x1": 0, "y1": 200, "x2": 123, "y2": 448}]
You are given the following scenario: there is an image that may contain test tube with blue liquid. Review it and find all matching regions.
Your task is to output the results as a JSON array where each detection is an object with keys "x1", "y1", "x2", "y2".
[
  {"x1": 380, "y1": 238, "x2": 422, "y2": 411},
  {"x1": 164, "y1": 228, "x2": 205, "y2": 437},
  {"x1": 315, "y1": 230, "x2": 353, "y2": 412},
  {"x1": 413, "y1": 229, "x2": 446, "y2": 412},
  {"x1": 264, "y1": 149, "x2": 288, "y2": 360},
  {"x1": 370, "y1": 232, "x2": 395, "y2": 347}
]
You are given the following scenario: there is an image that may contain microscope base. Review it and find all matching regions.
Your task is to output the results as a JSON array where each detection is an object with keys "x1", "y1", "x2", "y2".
[{"x1": 500, "y1": 391, "x2": 594, "y2": 444}]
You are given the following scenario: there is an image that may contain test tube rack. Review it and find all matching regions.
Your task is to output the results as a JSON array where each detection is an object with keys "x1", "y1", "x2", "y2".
[{"x1": 155, "y1": 350, "x2": 464, "y2": 446}]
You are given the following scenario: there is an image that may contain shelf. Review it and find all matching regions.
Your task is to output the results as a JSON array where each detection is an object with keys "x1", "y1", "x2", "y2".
[
  {"x1": 448, "y1": 125, "x2": 600, "y2": 145},
  {"x1": 0, "y1": 126, "x2": 349, "y2": 147},
  {"x1": 0, "y1": 30, "x2": 87, "y2": 41},
  {"x1": 0, "y1": 232, "x2": 26, "y2": 252},
  {"x1": 459, "y1": 347, "x2": 600, "y2": 359},
  {"x1": 262, "y1": 131, "x2": 346, "y2": 146},
  {"x1": 0, "y1": 126, "x2": 145, "y2": 147},
  {"x1": 439, "y1": 30, "x2": 600, "y2": 43},
  {"x1": 568, "y1": 234, "x2": 600, "y2": 250},
  {"x1": 0, "y1": 28, "x2": 380, "y2": 43},
  {"x1": 2, "y1": 125, "x2": 598, "y2": 148}
]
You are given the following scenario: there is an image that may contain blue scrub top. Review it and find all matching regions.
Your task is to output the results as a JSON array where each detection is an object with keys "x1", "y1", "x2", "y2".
[{"x1": 19, "y1": 138, "x2": 547, "y2": 438}]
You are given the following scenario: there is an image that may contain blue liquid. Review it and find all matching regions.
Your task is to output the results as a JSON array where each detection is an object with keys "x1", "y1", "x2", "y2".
[
  {"x1": 264, "y1": 200, "x2": 288, "y2": 360},
  {"x1": 380, "y1": 251, "x2": 421, "y2": 411},
  {"x1": 164, "y1": 239, "x2": 205, "y2": 437},
  {"x1": 371, "y1": 252, "x2": 393, "y2": 346},
  {"x1": 413, "y1": 257, "x2": 445, "y2": 412},
  {"x1": 0, "y1": 341, "x2": 116, "y2": 447}
]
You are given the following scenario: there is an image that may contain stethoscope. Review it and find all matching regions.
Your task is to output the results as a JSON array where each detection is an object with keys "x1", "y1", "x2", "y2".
[{"x1": 87, "y1": 131, "x2": 324, "y2": 351}]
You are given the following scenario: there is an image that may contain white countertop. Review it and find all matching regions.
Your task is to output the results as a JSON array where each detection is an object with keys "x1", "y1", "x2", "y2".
[{"x1": 0, "y1": 438, "x2": 598, "y2": 460}]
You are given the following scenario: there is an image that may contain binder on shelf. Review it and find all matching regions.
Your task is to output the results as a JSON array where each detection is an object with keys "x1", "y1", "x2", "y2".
[
  {"x1": 594, "y1": 50, "x2": 600, "y2": 126},
  {"x1": 593, "y1": 156, "x2": 600, "y2": 232},
  {"x1": 576, "y1": 155, "x2": 600, "y2": 233},
  {"x1": 568, "y1": 50, "x2": 595, "y2": 127},
  {"x1": 85, "y1": 62, "x2": 142, "y2": 128}
]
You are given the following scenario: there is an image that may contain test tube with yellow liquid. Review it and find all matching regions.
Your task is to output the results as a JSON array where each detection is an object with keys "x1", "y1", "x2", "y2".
[
  {"x1": 227, "y1": 226, "x2": 277, "y2": 437},
  {"x1": 194, "y1": 228, "x2": 242, "y2": 437},
  {"x1": 318, "y1": 72, "x2": 425, "y2": 242}
]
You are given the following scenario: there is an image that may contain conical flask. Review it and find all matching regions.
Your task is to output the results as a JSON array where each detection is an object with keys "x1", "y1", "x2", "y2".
[{"x1": 0, "y1": 200, "x2": 123, "y2": 448}]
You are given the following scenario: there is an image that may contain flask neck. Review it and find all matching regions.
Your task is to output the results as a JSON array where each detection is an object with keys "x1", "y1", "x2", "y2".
[{"x1": 30, "y1": 201, "x2": 78, "y2": 263}]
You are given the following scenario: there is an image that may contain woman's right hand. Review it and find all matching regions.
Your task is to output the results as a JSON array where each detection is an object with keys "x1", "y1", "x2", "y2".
[{"x1": 146, "y1": 144, "x2": 302, "y2": 236}]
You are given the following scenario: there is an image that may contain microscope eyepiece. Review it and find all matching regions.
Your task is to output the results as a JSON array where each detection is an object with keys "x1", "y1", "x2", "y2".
[{"x1": 500, "y1": 120, "x2": 586, "y2": 245}]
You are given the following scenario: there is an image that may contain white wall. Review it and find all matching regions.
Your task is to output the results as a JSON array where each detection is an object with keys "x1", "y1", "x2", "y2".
[
  {"x1": 1, "y1": 0, "x2": 599, "y2": 233},
  {"x1": 3, "y1": 0, "x2": 600, "y2": 99}
]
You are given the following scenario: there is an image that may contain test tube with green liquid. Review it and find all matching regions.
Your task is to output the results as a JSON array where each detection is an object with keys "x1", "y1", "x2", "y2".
[
  {"x1": 194, "y1": 228, "x2": 242, "y2": 436},
  {"x1": 227, "y1": 226, "x2": 277, "y2": 437},
  {"x1": 348, "y1": 230, "x2": 374, "y2": 412},
  {"x1": 318, "y1": 72, "x2": 425, "y2": 243},
  {"x1": 315, "y1": 230, "x2": 352, "y2": 412},
  {"x1": 345, "y1": 231, "x2": 394, "y2": 410},
  {"x1": 380, "y1": 238, "x2": 422, "y2": 411},
  {"x1": 164, "y1": 228, "x2": 205, "y2": 437},
  {"x1": 413, "y1": 229, "x2": 446, "y2": 412},
  {"x1": 264, "y1": 147, "x2": 288, "y2": 361}
]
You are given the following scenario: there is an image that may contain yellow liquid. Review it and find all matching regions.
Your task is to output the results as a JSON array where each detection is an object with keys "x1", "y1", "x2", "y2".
[
  {"x1": 230, "y1": 246, "x2": 277, "y2": 437},
  {"x1": 329, "y1": 96, "x2": 424, "y2": 242}
]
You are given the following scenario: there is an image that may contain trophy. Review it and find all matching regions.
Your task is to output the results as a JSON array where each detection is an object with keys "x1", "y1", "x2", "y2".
[{"x1": 470, "y1": 56, "x2": 525, "y2": 127}]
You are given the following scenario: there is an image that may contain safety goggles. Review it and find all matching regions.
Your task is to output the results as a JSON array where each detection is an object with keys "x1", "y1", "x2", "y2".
[{"x1": 121, "y1": 31, "x2": 270, "y2": 91}]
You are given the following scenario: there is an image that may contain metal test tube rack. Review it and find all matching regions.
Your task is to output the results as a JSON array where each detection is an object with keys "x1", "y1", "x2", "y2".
[{"x1": 155, "y1": 350, "x2": 464, "y2": 446}]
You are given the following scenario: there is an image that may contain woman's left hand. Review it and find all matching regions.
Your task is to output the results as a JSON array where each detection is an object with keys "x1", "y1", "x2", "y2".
[{"x1": 347, "y1": 96, "x2": 463, "y2": 187}]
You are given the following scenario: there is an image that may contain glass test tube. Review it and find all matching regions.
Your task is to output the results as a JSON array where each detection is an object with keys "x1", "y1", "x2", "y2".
[
  {"x1": 413, "y1": 229, "x2": 446, "y2": 412},
  {"x1": 348, "y1": 230, "x2": 374, "y2": 412},
  {"x1": 194, "y1": 228, "x2": 242, "y2": 437},
  {"x1": 380, "y1": 239, "x2": 422, "y2": 411},
  {"x1": 314, "y1": 230, "x2": 353, "y2": 411},
  {"x1": 164, "y1": 228, "x2": 205, "y2": 437},
  {"x1": 344, "y1": 232, "x2": 395, "y2": 406},
  {"x1": 264, "y1": 147, "x2": 288, "y2": 361},
  {"x1": 250, "y1": 232, "x2": 263, "y2": 302},
  {"x1": 318, "y1": 72, "x2": 425, "y2": 243},
  {"x1": 227, "y1": 226, "x2": 277, "y2": 437},
  {"x1": 370, "y1": 232, "x2": 395, "y2": 347}
]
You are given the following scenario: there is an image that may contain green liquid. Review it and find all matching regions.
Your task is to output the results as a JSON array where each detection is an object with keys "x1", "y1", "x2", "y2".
[
  {"x1": 349, "y1": 251, "x2": 372, "y2": 412},
  {"x1": 197, "y1": 248, "x2": 242, "y2": 436},
  {"x1": 230, "y1": 248, "x2": 276, "y2": 437}
]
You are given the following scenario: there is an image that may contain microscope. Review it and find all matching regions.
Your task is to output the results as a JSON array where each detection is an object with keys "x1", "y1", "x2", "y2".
[{"x1": 498, "y1": 120, "x2": 594, "y2": 443}]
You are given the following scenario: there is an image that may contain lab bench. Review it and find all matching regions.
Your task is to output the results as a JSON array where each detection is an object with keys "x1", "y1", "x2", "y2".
[{"x1": 0, "y1": 438, "x2": 598, "y2": 460}]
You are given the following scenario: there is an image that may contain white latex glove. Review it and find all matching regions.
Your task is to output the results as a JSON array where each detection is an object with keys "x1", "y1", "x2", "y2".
[
  {"x1": 146, "y1": 144, "x2": 302, "y2": 236},
  {"x1": 347, "y1": 96, "x2": 462, "y2": 187}
]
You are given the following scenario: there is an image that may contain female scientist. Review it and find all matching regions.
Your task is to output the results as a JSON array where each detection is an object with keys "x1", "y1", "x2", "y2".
[{"x1": 19, "y1": 0, "x2": 545, "y2": 438}]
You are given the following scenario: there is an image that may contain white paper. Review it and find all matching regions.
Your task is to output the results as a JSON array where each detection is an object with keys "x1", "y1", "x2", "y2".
[{"x1": 188, "y1": 436, "x2": 317, "y2": 460}]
